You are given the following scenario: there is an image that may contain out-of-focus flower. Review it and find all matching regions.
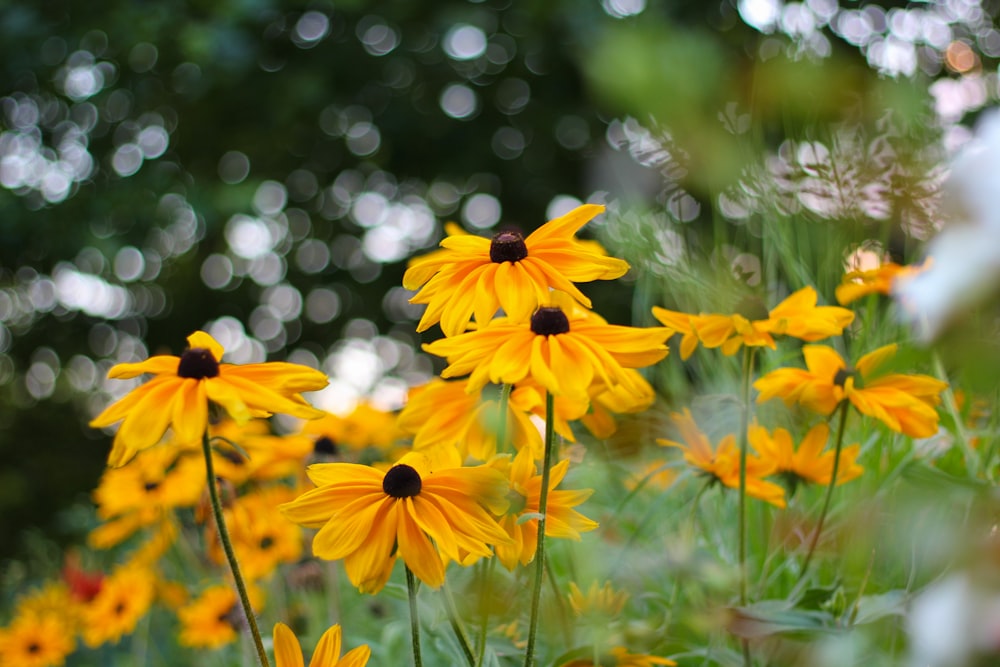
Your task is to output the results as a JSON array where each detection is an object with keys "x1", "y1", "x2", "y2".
[
  {"x1": 299, "y1": 402, "x2": 404, "y2": 458},
  {"x1": 558, "y1": 646, "x2": 676, "y2": 666},
  {"x1": 491, "y1": 447, "x2": 598, "y2": 570},
  {"x1": 177, "y1": 584, "x2": 262, "y2": 649},
  {"x1": 90, "y1": 331, "x2": 328, "y2": 466},
  {"x1": 273, "y1": 622, "x2": 371, "y2": 667},
  {"x1": 754, "y1": 344, "x2": 948, "y2": 438},
  {"x1": 749, "y1": 422, "x2": 863, "y2": 495},
  {"x1": 836, "y1": 260, "x2": 929, "y2": 305},
  {"x1": 404, "y1": 204, "x2": 628, "y2": 336},
  {"x1": 80, "y1": 565, "x2": 155, "y2": 648},
  {"x1": 906, "y1": 573, "x2": 1000, "y2": 667},
  {"x1": 894, "y1": 109, "x2": 1000, "y2": 342},
  {"x1": 658, "y1": 408, "x2": 786, "y2": 507},
  {"x1": 568, "y1": 580, "x2": 629, "y2": 618},
  {"x1": 280, "y1": 450, "x2": 510, "y2": 593},
  {"x1": 652, "y1": 286, "x2": 853, "y2": 358},
  {"x1": 397, "y1": 379, "x2": 542, "y2": 460},
  {"x1": 0, "y1": 611, "x2": 76, "y2": 667},
  {"x1": 206, "y1": 486, "x2": 302, "y2": 581}
]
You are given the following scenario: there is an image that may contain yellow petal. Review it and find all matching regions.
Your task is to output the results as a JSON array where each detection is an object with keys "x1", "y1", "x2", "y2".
[
  {"x1": 273, "y1": 623, "x2": 305, "y2": 667},
  {"x1": 186, "y1": 331, "x2": 225, "y2": 361}
]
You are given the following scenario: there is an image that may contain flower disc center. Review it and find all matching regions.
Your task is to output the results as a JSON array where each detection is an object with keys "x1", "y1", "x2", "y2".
[
  {"x1": 530, "y1": 307, "x2": 570, "y2": 336},
  {"x1": 833, "y1": 367, "x2": 856, "y2": 387},
  {"x1": 734, "y1": 296, "x2": 770, "y2": 322},
  {"x1": 383, "y1": 464, "x2": 423, "y2": 498},
  {"x1": 177, "y1": 348, "x2": 220, "y2": 379},
  {"x1": 489, "y1": 230, "x2": 528, "y2": 263},
  {"x1": 313, "y1": 436, "x2": 338, "y2": 457}
]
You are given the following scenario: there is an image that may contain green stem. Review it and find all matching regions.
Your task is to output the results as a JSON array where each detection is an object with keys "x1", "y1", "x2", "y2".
[
  {"x1": 737, "y1": 347, "x2": 756, "y2": 605},
  {"x1": 737, "y1": 346, "x2": 756, "y2": 667},
  {"x1": 200, "y1": 431, "x2": 270, "y2": 667},
  {"x1": 523, "y1": 392, "x2": 556, "y2": 667},
  {"x1": 932, "y1": 352, "x2": 977, "y2": 477},
  {"x1": 406, "y1": 566, "x2": 423, "y2": 667},
  {"x1": 796, "y1": 400, "x2": 850, "y2": 585},
  {"x1": 442, "y1": 580, "x2": 476, "y2": 666},
  {"x1": 474, "y1": 557, "x2": 496, "y2": 667}
]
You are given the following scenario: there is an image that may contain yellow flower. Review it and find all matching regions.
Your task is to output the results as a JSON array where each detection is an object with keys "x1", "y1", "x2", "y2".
[
  {"x1": 280, "y1": 450, "x2": 511, "y2": 593},
  {"x1": 89, "y1": 446, "x2": 204, "y2": 549},
  {"x1": 397, "y1": 378, "x2": 542, "y2": 460},
  {"x1": 836, "y1": 259, "x2": 929, "y2": 305},
  {"x1": 206, "y1": 486, "x2": 303, "y2": 581},
  {"x1": 90, "y1": 331, "x2": 328, "y2": 466},
  {"x1": 559, "y1": 647, "x2": 676, "y2": 667},
  {"x1": 300, "y1": 402, "x2": 404, "y2": 458},
  {"x1": 748, "y1": 422, "x2": 863, "y2": 492},
  {"x1": 273, "y1": 622, "x2": 371, "y2": 667},
  {"x1": 177, "y1": 585, "x2": 261, "y2": 649},
  {"x1": 492, "y1": 447, "x2": 598, "y2": 570},
  {"x1": 80, "y1": 565, "x2": 155, "y2": 648},
  {"x1": 0, "y1": 612, "x2": 76, "y2": 667},
  {"x1": 753, "y1": 344, "x2": 948, "y2": 438},
  {"x1": 404, "y1": 204, "x2": 629, "y2": 336},
  {"x1": 568, "y1": 580, "x2": 629, "y2": 618},
  {"x1": 423, "y1": 294, "x2": 669, "y2": 401},
  {"x1": 658, "y1": 409, "x2": 786, "y2": 508},
  {"x1": 195, "y1": 418, "x2": 314, "y2": 483},
  {"x1": 652, "y1": 286, "x2": 854, "y2": 357}
]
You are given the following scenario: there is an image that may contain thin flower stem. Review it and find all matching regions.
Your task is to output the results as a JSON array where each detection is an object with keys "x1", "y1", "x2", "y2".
[
  {"x1": 932, "y1": 352, "x2": 977, "y2": 477},
  {"x1": 442, "y1": 580, "x2": 476, "y2": 666},
  {"x1": 200, "y1": 431, "x2": 270, "y2": 667},
  {"x1": 523, "y1": 391, "x2": 556, "y2": 667},
  {"x1": 737, "y1": 346, "x2": 756, "y2": 667},
  {"x1": 406, "y1": 565, "x2": 423, "y2": 667},
  {"x1": 496, "y1": 383, "x2": 513, "y2": 454},
  {"x1": 474, "y1": 557, "x2": 496, "y2": 667},
  {"x1": 796, "y1": 400, "x2": 850, "y2": 585}
]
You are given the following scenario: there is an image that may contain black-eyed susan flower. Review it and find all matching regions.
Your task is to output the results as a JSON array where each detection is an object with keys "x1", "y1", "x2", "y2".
[
  {"x1": 299, "y1": 402, "x2": 405, "y2": 459},
  {"x1": 558, "y1": 647, "x2": 676, "y2": 667},
  {"x1": 189, "y1": 418, "x2": 314, "y2": 484},
  {"x1": 748, "y1": 422, "x2": 863, "y2": 494},
  {"x1": 836, "y1": 260, "x2": 929, "y2": 305},
  {"x1": 90, "y1": 331, "x2": 328, "y2": 467},
  {"x1": 423, "y1": 294, "x2": 670, "y2": 401},
  {"x1": 753, "y1": 344, "x2": 948, "y2": 438},
  {"x1": 0, "y1": 611, "x2": 76, "y2": 667},
  {"x1": 397, "y1": 378, "x2": 542, "y2": 460},
  {"x1": 178, "y1": 584, "x2": 261, "y2": 649},
  {"x1": 658, "y1": 409, "x2": 786, "y2": 508},
  {"x1": 80, "y1": 565, "x2": 155, "y2": 648},
  {"x1": 652, "y1": 286, "x2": 854, "y2": 358},
  {"x1": 491, "y1": 447, "x2": 598, "y2": 570},
  {"x1": 404, "y1": 204, "x2": 629, "y2": 336},
  {"x1": 280, "y1": 450, "x2": 511, "y2": 593},
  {"x1": 206, "y1": 486, "x2": 303, "y2": 581},
  {"x1": 273, "y1": 622, "x2": 371, "y2": 667}
]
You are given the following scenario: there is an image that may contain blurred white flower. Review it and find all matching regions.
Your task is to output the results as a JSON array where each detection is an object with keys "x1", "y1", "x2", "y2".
[
  {"x1": 894, "y1": 109, "x2": 1000, "y2": 341},
  {"x1": 907, "y1": 573, "x2": 1000, "y2": 667}
]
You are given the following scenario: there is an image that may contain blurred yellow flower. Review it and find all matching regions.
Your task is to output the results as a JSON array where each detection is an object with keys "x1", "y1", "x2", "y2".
[
  {"x1": 273, "y1": 622, "x2": 371, "y2": 667},
  {"x1": 653, "y1": 286, "x2": 854, "y2": 358},
  {"x1": 80, "y1": 565, "x2": 155, "y2": 648},
  {"x1": 281, "y1": 450, "x2": 511, "y2": 593},
  {"x1": 424, "y1": 295, "x2": 669, "y2": 401},
  {"x1": 0, "y1": 611, "x2": 75, "y2": 667},
  {"x1": 658, "y1": 409, "x2": 786, "y2": 508},
  {"x1": 754, "y1": 344, "x2": 948, "y2": 437},
  {"x1": 492, "y1": 447, "x2": 598, "y2": 570},
  {"x1": 177, "y1": 584, "x2": 261, "y2": 649},
  {"x1": 397, "y1": 378, "x2": 542, "y2": 460},
  {"x1": 300, "y1": 401, "x2": 405, "y2": 457},
  {"x1": 404, "y1": 204, "x2": 629, "y2": 336},
  {"x1": 206, "y1": 486, "x2": 303, "y2": 581},
  {"x1": 836, "y1": 260, "x2": 929, "y2": 305},
  {"x1": 748, "y1": 422, "x2": 863, "y2": 492},
  {"x1": 568, "y1": 580, "x2": 629, "y2": 618},
  {"x1": 559, "y1": 646, "x2": 676, "y2": 666},
  {"x1": 90, "y1": 331, "x2": 328, "y2": 466}
]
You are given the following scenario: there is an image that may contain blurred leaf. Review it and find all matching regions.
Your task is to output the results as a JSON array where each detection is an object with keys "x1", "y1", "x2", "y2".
[
  {"x1": 851, "y1": 590, "x2": 907, "y2": 626},
  {"x1": 728, "y1": 600, "x2": 838, "y2": 639}
]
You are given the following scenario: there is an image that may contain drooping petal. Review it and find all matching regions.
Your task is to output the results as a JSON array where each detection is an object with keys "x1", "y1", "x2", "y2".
[{"x1": 273, "y1": 623, "x2": 305, "y2": 667}]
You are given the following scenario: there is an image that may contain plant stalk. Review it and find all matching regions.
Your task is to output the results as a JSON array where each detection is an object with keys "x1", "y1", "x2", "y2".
[
  {"x1": 523, "y1": 392, "x2": 556, "y2": 667},
  {"x1": 406, "y1": 565, "x2": 423, "y2": 667}
]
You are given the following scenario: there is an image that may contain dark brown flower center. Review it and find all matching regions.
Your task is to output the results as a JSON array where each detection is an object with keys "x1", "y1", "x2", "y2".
[
  {"x1": 177, "y1": 348, "x2": 220, "y2": 379},
  {"x1": 489, "y1": 230, "x2": 528, "y2": 263},
  {"x1": 26, "y1": 642, "x2": 40, "y2": 654},
  {"x1": 382, "y1": 464, "x2": 422, "y2": 498},
  {"x1": 833, "y1": 367, "x2": 855, "y2": 388},
  {"x1": 734, "y1": 295, "x2": 770, "y2": 321},
  {"x1": 259, "y1": 536, "x2": 274, "y2": 550},
  {"x1": 313, "y1": 436, "x2": 338, "y2": 457},
  {"x1": 143, "y1": 481, "x2": 160, "y2": 493},
  {"x1": 218, "y1": 603, "x2": 243, "y2": 628},
  {"x1": 530, "y1": 307, "x2": 570, "y2": 336}
]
